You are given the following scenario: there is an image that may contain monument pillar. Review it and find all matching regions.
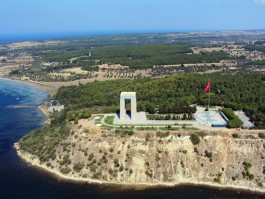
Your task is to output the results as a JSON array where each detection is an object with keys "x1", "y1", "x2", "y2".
[
  {"x1": 131, "y1": 97, "x2": 137, "y2": 120},
  {"x1": 119, "y1": 92, "x2": 137, "y2": 121},
  {"x1": 114, "y1": 92, "x2": 147, "y2": 125},
  {"x1": 120, "y1": 97, "x2": 126, "y2": 120}
]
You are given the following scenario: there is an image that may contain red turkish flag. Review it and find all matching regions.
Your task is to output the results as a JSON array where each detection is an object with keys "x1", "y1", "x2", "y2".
[{"x1": 204, "y1": 81, "x2": 211, "y2": 92}]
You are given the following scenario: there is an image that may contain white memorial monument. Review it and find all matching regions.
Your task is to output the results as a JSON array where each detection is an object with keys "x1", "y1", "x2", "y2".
[
  {"x1": 113, "y1": 91, "x2": 198, "y2": 126},
  {"x1": 113, "y1": 92, "x2": 148, "y2": 124},
  {"x1": 120, "y1": 92, "x2": 137, "y2": 121}
]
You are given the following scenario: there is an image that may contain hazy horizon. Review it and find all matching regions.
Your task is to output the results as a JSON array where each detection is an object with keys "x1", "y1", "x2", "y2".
[
  {"x1": 1, "y1": 28, "x2": 265, "y2": 43},
  {"x1": 1, "y1": 0, "x2": 265, "y2": 42}
]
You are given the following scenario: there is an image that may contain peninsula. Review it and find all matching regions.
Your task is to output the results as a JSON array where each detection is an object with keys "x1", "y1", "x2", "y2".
[
  {"x1": 1, "y1": 33, "x2": 264, "y2": 193},
  {"x1": 14, "y1": 73, "x2": 265, "y2": 193}
]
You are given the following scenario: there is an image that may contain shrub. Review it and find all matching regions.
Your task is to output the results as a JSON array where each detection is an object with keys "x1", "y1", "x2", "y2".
[
  {"x1": 60, "y1": 154, "x2": 70, "y2": 165},
  {"x1": 232, "y1": 133, "x2": 239, "y2": 138},
  {"x1": 214, "y1": 172, "x2": 222, "y2": 183},
  {"x1": 93, "y1": 172, "x2": 101, "y2": 179},
  {"x1": 180, "y1": 161, "x2": 185, "y2": 168},
  {"x1": 90, "y1": 165, "x2": 97, "y2": 173},
  {"x1": 119, "y1": 165, "x2": 124, "y2": 172},
  {"x1": 127, "y1": 131, "x2": 134, "y2": 136},
  {"x1": 222, "y1": 108, "x2": 243, "y2": 128},
  {"x1": 108, "y1": 169, "x2": 113, "y2": 175},
  {"x1": 114, "y1": 158, "x2": 119, "y2": 164},
  {"x1": 73, "y1": 162, "x2": 85, "y2": 172},
  {"x1": 258, "y1": 133, "x2": 265, "y2": 139},
  {"x1": 60, "y1": 167, "x2": 71, "y2": 174},
  {"x1": 190, "y1": 134, "x2": 200, "y2": 145},
  {"x1": 88, "y1": 153, "x2": 94, "y2": 161},
  {"x1": 205, "y1": 150, "x2": 213, "y2": 159}
]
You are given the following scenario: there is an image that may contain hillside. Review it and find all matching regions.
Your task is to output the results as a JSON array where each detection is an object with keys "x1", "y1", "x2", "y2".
[
  {"x1": 16, "y1": 120, "x2": 265, "y2": 192},
  {"x1": 15, "y1": 72, "x2": 265, "y2": 192}
]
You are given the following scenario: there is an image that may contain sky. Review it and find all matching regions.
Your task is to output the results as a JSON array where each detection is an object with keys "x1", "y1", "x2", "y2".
[{"x1": 0, "y1": 0, "x2": 265, "y2": 36}]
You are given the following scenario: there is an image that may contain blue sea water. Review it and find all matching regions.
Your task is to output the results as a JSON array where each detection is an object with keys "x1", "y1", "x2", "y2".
[{"x1": 0, "y1": 78, "x2": 264, "y2": 199}]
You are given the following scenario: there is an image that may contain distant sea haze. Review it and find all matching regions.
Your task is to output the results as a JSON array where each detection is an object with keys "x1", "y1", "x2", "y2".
[{"x1": 0, "y1": 29, "x2": 216, "y2": 42}]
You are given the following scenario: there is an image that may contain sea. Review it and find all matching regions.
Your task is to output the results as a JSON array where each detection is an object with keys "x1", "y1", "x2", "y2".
[{"x1": 0, "y1": 78, "x2": 264, "y2": 199}]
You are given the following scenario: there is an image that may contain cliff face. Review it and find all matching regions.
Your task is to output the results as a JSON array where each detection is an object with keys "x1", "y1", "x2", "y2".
[{"x1": 16, "y1": 121, "x2": 265, "y2": 192}]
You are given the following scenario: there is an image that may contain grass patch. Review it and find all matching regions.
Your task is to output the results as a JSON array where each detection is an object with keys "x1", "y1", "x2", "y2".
[
  {"x1": 159, "y1": 127, "x2": 180, "y2": 131},
  {"x1": 95, "y1": 115, "x2": 104, "y2": 122},
  {"x1": 112, "y1": 123, "x2": 193, "y2": 127},
  {"x1": 135, "y1": 126, "x2": 158, "y2": 131},
  {"x1": 183, "y1": 127, "x2": 199, "y2": 131},
  {"x1": 100, "y1": 125, "x2": 114, "y2": 129},
  {"x1": 104, "y1": 116, "x2": 114, "y2": 125},
  {"x1": 116, "y1": 126, "x2": 135, "y2": 130}
]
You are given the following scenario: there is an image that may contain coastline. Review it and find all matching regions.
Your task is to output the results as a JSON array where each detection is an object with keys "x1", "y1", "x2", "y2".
[
  {"x1": 0, "y1": 76, "x2": 52, "y2": 121},
  {"x1": 14, "y1": 143, "x2": 265, "y2": 194},
  {"x1": 0, "y1": 77, "x2": 58, "y2": 96},
  {"x1": 5, "y1": 76, "x2": 264, "y2": 195},
  {"x1": 38, "y1": 104, "x2": 50, "y2": 118}
]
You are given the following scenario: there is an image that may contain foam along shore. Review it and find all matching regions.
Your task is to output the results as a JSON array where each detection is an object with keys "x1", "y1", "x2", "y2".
[
  {"x1": 0, "y1": 77, "x2": 51, "y2": 121},
  {"x1": 14, "y1": 134, "x2": 265, "y2": 194},
  {"x1": 0, "y1": 77, "x2": 58, "y2": 96}
]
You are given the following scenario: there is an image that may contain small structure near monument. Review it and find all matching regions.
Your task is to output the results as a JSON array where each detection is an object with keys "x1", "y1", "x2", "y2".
[{"x1": 47, "y1": 100, "x2": 64, "y2": 113}]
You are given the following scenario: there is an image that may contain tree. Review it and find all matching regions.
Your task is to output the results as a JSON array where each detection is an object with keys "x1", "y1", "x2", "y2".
[{"x1": 190, "y1": 134, "x2": 200, "y2": 145}]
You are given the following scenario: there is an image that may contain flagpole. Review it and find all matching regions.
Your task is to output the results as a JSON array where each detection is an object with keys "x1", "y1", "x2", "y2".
[{"x1": 208, "y1": 79, "x2": 211, "y2": 110}]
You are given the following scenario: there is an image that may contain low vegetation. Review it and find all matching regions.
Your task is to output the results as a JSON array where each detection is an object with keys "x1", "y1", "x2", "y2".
[
  {"x1": 222, "y1": 108, "x2": 243, "y2": 128},
  {"x1": 190, "y1": 134, "x2": 200, "y2": 145}
]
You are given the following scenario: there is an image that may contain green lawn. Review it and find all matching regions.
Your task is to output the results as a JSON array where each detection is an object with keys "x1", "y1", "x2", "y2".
[
  {"x1": 114, "y1": 123, "x2": 193, "y2": 127},
  {"x1": 100, "y1": 125, "x2": 114, "y2": 129},
  {"x1": 104, "y1": 116, "x2": 115, "y2": 125},
  {"x1": 95, "y1": 115, "x2": 104, "y2": 122},
  {"x1": 135, "y1": 127, "x2": 158, "y2": 131},
  {"x1": 159, "y1": 127, "x2": 181, "y2": 131},
  {"x1": 116, "y1": 126, "x2": 135, "y2": 130},
  {"x1": 183, "y1": 127, "x2": 200, "y2": 131}
]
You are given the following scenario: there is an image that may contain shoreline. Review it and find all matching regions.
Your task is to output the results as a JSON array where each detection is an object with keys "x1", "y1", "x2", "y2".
[
  {"x1": 38, "y1": 104, "x2": 50, "y2": 119},
  {"x1": 0, "y1": 76, "x2": 52, "y2": 122},
  {"x1": 14, "y1": 143, "x2": 265, "y2": 195},
  {"x1": 5, "y1": 76, "x2": 265, "y2": 195},
  {"x1": 0, "y1": 77, "x2": 58, "y2": 96}
]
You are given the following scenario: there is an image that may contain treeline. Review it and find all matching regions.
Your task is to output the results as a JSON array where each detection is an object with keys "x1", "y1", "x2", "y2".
[
  {"x1": 43, "y1": 44, "x2": 230, "y2": 70},
  {"x1": 55, "y1": 72, "x2": 265, "y2": 128},
  {"x1": 245, "y1": 44, "x2": 265, "y2": 53},
  {"x1": 90, "y1": 44, "x2": 229, "y2": 69}
]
